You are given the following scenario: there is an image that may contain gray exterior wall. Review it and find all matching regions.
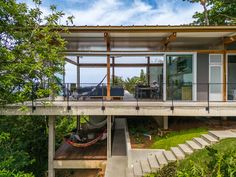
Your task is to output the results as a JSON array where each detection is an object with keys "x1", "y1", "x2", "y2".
[
  {"x1": 197, "y1": 53, "x2": 209, "y2": 101},
  {"x1": 226, "y1": 42, "x2": 236, "y2": 50}
]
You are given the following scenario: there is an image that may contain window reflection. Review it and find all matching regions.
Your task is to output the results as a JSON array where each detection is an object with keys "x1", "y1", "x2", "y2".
[{"x1": 166, "y1": 55, "x2": 193, "y2": 100}]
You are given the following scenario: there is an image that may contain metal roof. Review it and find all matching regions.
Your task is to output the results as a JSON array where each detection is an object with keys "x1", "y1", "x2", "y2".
[{"x1": 60, "y1": 25, "x2": 236, "y2": 56}]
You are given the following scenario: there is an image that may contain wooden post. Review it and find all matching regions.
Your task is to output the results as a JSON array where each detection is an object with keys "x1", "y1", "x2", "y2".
[
  {"x1": 223, "y1": 50, "x2": 227, "y2": 102},
  {"x1": 107, "y1": 115, "x2": 112, "y2": 158},
  {"x1": 104, "y1": 32, "x2": 111, "y2": 100},
  {"x1": 112, "y1": 57, "x2": 115, "y2": 85},
  {"x1": 147, "y1": 57, "x2": 150, "y2": 85},
  {"x1": 48, "y1": 116, "x2": 55, "y2": 177}
]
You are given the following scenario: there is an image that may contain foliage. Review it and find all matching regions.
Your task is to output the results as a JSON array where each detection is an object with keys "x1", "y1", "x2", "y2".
[
  {"x1": 0, "y1": 1, "x2": 73, "y2": 176},
  {"x1": 177, "y1": 139, "x2": 236, "y2": 177},
  {"x1": 184, "y1": 0, "x2": 236, "y2": 25},
  {"x1": 0, "y1": 0, "x2": 74, "y2": 104},
  {"x1": 0, "y1": 116, "x2": 48, "y2": 177},
  {"x1": 55, "y1": 116, "x2": 77, "y2": 147},
  {"x1": 177, "y1": 160, "x2": 205, "y2": 177},
  {"x1": 145, "y1": 162, "x2": 177, "y2": 177},
  {"x1": 151, "y1": 128, "x2": 208, "y2": 150},
  {"x1": 147, "y1": 139, "x2": 236, "y2": 177},
  {"x1": 0, "y1": 169, "x2": 34, "y2": 177},
  {"x1": 113, "y1": 69, "x2": 147, "y2": 93}
]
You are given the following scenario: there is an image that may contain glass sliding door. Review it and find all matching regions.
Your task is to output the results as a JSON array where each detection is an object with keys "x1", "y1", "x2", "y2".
[
  {"x1": 209, "y1": 54, "x2": 223, "y2": 101},
  {"x1": 227, "y1": 55, "x2": 236, "y2": 100},
  {"x1": 166, "y1": 55, "x2": 193, "y2": 100}
]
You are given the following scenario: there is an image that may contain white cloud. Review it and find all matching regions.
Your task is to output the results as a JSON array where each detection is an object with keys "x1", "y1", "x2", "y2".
[
  {"x1": 19, "y1": 0, "x2": 203, "y2": 25},
  {"x1": 59, "y1": 0, "x2": 203, "y2": 25}
]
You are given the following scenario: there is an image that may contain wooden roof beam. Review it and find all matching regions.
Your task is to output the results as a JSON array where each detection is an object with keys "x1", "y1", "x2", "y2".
[
  {"x1": 161, "y1": 32, "x2": 177, "y2": 50},
  {"x1": 161, "y1": 32, "x2": 177, "y2": 45},
  {"x1": 65, "y1": 58, "x2": 78, "y2": 66},
  {"x1": 224, "y1": 35, "x2": 236, "y2": 45}
]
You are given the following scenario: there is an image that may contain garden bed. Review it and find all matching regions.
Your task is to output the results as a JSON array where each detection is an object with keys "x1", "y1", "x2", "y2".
[{"x1": 127, "y1": 117, "x2": 236, "y2": 149}]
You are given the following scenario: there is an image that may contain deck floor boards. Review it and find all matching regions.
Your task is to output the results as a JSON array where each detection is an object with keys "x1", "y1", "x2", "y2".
[{"x1": 54, "y1": 140, "x2": 107, "y2": 160}]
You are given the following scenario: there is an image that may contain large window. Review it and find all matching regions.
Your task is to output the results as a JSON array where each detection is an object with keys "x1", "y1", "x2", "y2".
[
  {"x1": 166, "y1": 55, "x2": 193, "y2": 100},
  {"x1": 227, "y1": 55, "x2": 236, "y2": 100}
]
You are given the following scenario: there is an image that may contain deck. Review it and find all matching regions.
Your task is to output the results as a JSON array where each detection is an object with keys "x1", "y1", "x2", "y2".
[
  {"x1": 2, "y1": 100, "x2": 236, "y2": 117},
  {"x1": 55, "y1": 140, "x2": 107, "y2": 160}
]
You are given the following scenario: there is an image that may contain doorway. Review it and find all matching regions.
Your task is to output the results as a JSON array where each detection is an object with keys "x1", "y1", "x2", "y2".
[{"x1": 209, "y1": 54, "x2": 223, "y2": 101}]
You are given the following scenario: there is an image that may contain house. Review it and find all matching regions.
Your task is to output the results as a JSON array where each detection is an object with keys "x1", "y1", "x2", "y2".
[{"x1": 1, "y1": 25, "x2": 236, "y2": 176}]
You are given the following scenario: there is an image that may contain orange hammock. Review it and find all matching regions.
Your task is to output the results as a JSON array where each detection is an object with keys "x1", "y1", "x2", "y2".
[{"x1": 65, "y1": 129, "x2": 107, "y2": 148}]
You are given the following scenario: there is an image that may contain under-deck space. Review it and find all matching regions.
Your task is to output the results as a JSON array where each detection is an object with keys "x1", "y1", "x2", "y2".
[{"x1": 55, "y1": 140, "x2": 107, "y2": 160}]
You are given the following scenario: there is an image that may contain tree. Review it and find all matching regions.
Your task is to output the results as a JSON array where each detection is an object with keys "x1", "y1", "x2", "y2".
[
  {"x1": 0, "y1": 116, "x2": 48, "y2": 177},
  {"x1": 0, "y1": 0, "x2": 74, "y2": 176},
  {"x1": 184, "y1": 0, "x2": 236, "y2": 25},
  {"x1": 0, "y1": 0, "x2": 74, "y2": 104}
]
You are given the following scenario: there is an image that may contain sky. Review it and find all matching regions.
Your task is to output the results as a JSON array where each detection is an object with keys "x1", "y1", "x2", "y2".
[{"x1": 17, "y1": 0, "x2": 203, "y2": 83}]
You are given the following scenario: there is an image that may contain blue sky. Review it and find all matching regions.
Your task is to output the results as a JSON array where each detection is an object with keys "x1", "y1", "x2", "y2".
[
  {"x1": 18, "y1": 0, "x2": 202, "y2": 25},
  {"x1": 17, "y1": 0, "x2": 202, "y2": 83}
]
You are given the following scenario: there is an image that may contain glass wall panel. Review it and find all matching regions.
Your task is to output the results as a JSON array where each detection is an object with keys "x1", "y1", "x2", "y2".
[
  {"x1": 227, "y1": 55, "x2": 236, "y2": 100},
  {"x1": 166, "y1": 55, "x2": 193, "y2": 100}
]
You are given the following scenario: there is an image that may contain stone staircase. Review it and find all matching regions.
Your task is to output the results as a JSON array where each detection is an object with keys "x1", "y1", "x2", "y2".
[{"x1": 126, "y1": 130, "x2": 236, "y2": 177}]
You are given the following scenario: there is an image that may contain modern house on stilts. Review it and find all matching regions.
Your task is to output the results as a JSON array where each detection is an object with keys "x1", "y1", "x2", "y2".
[{"x1": 1, "y1": 25, "x2": 236, "y2": 177}]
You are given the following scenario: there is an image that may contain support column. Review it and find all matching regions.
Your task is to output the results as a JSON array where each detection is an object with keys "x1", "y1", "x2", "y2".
[
  {"x1": 153, "y1": 116, "x2": 168, "y2": 130},
  {"x1": 48, "y1": 116, "x2": 55, "y2": 177},
  {"x1": 107, "y1": 115, "x2": 112, "y2": 158},
  {"x1": 222, "y1": 116, "x2": 227, "y2": 121},
  {"x1": 163, "y1": 116, "x2": 168, "y2": 130}
]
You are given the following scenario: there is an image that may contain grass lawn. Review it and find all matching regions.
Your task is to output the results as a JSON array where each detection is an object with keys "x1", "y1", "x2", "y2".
[
  {"x1": 178, "y1": 138, "x2": 236, "y2": 170},
  {"x1": 151, "y1": 128, "x2": 208, "y2": 150}
]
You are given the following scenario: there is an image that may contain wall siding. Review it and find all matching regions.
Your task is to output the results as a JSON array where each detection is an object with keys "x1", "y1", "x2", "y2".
[{"x1": 197, "y1": 53, "x2": 209, "y2": 101}]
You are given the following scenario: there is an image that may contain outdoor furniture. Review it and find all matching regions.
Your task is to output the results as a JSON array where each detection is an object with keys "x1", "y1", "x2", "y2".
[
  {"x1": 135, "y1": 85, "x2": 161, "y2": 99},
  {"x1": 76, "y1": 86, "x2": 124, "y2": 100}
]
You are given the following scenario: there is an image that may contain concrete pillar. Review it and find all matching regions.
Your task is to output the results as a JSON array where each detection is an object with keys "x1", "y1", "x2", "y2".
[
  {"x1": 222, "y1": 116, "x2": 227, "y2": 121},
  {"x1": 163, "y1": 116, "x2": 168, "y2": 130},
  {"x1": 48, "y1": 116, "x2": 55, "y2": 177},
  {"x1": 107, "y1": 115, "x2": 112, "y2": 158},
  {"x1": 153, "y1": 116, "x2": 168, "y2": 130}
]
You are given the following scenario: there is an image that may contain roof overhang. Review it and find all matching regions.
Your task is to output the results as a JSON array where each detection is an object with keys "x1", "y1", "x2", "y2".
[{"x1": 60, "y1": 26, "x2": 236, "y2": 56}]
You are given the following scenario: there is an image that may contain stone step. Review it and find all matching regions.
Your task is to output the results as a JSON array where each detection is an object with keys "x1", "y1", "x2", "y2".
[
  {"x1": 201, "y1": 134, "x2": 218, "y2": 144},
  {"x1": 147, "y1": 153, "x2": 160, "y2": 172},
  {"x1": 186, "y1": 140, "x2": 202, "y2": 150},
  {"x1": 193, "y1": 137, "x2": 209, "y2": 148},
  {"x1": 140, "y1": 159, "x2": 151, "y2": 175},
  {"x1": 155, "y1": 152, "x2": 168, "y2": 168},
  {"x1": 178, "y1": 144, "x2": 193, "y2": 155},
  {"x1": 208, "y1": 130, "x2": 236, "y2": 140},
  {"x1": 133, "y1": 162, "x2": 143, "y2": 177},
  {"x1": 163, "y1": 151, "x2": 176, "y2": 162},
  {"x1": 170, "y1": 147, "x2": 185, "y2": 160},
  {"x1": 126, "y1": 168, "x2": 134, "y2": 177}
]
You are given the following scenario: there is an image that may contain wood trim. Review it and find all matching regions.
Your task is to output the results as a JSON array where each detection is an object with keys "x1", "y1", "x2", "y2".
[
  {"x1": 62, "y1": 26, "x2": 236, "y2": 33},
  {"x1": 63, "y1": 50, "x2": 236, "y2": 56},
  {"x1": 161, "y1": 32, "x2": 177, "y2": 49},
  {"x1": 224, "y1": 35, "x2": 236, "y2": 45},
  {"x1": 77, "y1": 63, "x2": 163, "y2": 67},
  {"x1": 105, "y1": 32, "x2": 111, "y2": 100}
]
